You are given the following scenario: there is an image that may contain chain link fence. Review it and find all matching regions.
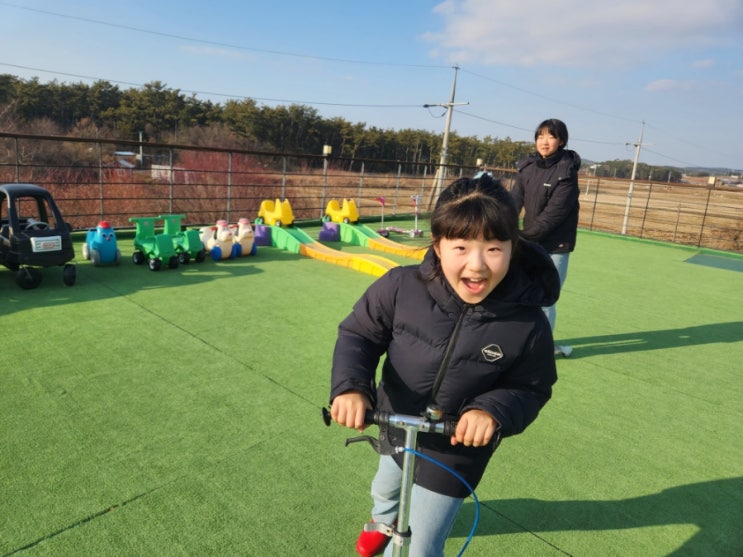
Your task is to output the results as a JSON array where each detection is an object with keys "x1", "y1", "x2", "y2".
[{"x1": 1, "y1": 132, "x2": 740, "y2": 253}]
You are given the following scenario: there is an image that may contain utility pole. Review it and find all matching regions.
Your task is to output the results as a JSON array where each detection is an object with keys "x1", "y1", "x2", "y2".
[
  {"x1": 425, "y1": 66, "x2": 469, "y2": 207},
  {"x1": 621, "y1": 121, "x2": 645, "y2": 235}
]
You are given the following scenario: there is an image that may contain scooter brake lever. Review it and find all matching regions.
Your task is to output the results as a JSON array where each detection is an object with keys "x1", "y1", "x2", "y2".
[{"x1": 344, "y1": 435, "x2": 395, "y2": 455}]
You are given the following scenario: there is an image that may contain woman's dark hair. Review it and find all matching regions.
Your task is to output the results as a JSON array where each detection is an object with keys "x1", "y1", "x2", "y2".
[
  {"x1": 535, "y1": 118, "x2": 569, "y2": 148},
  {"x1": 430, "y1": 173, "x2": 520, "y2": 246}
]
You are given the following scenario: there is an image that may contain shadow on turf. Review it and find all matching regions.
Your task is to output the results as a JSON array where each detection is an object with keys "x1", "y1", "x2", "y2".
[
  {"x1": 556, "y1": 321, "x2": 743, "y2": 358},
  {"x1": 454, "y1": 476, "x2": 743, "y2": 555},
  {"x1": 0, "y1": 249, "x2": 305, "y2": 315}
]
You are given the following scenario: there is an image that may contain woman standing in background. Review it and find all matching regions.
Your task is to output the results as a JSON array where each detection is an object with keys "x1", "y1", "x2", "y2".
[{"x1": 511, "y1": 118, "x2": 581, "y2": 357}]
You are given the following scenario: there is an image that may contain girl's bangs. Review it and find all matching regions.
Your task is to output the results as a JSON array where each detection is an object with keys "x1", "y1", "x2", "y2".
[{"x1": 441, "y1": 201, "x2": 514, "y2": 241}]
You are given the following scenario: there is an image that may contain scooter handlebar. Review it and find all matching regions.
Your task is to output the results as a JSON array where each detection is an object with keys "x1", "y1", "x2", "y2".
[
  {"x1": 321, "y1": 407, "x2": 457, "y2": 437},
  {"x1": 365, "y1": 409, "x2": 458, "y2": 437}
]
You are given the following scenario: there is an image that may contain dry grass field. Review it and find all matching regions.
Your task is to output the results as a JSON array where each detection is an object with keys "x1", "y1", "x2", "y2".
[{"x1": 576, "y1": 177, "x2": 741, "y2": 252}]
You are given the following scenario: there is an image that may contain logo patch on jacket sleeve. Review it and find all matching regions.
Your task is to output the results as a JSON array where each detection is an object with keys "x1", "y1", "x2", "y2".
[{"x1": 481, "y1": 344, "x2": 504, "y2": 362}]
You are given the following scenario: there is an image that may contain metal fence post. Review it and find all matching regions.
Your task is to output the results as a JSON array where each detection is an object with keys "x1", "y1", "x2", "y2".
[
  {"x1": 281, "y1": 156, "x2": 287, "y2": 200},
  {"x1": 168, "y1": 148, "x2": 174, "y2": 215},
  {"x1": 640, "y1": 183, "x2": 653, "y2": 239},
  {"x1": 356, "y1": 161, "x2": 364, "y2": 209},
  {"x1": 98, "y1": 142, "x2": 104, "y2": 220},
  {"x1": 227, "y1": 151, "x2": 233, "y2": 222},
  {"x1": 14, "y1": 137, "x2": 19, "y2": 182},
  {"x1": 698, "y1": 188, "x2": 713, "y2": 247},
  {"x1": 589, "y1": 179, "x2": 599, "y2": 231}
]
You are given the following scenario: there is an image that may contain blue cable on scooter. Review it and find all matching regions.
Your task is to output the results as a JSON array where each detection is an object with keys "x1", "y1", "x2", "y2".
[{"x1": 404, "y1": 448, "x2": 479, "y2": 557}]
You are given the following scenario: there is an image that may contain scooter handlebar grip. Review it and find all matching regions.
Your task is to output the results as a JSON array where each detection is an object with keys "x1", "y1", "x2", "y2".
[
  {"x1": 364, "y1": 409, "x2": 389, "y2": 427},
  {"x1": 440, "y1": 420, "x2": 457, "y2": 437}
]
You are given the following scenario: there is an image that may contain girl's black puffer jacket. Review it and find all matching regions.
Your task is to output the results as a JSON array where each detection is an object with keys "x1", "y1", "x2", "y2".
[{"x1": 330, "y1": 240, "x2": 560, "y2": 497}]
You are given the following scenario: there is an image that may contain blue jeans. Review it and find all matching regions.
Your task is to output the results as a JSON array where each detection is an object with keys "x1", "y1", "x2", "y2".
[
  {"x1": 369, "y1": 455, "x2": 464, "y2": 557},
  {"x1": 543, "y1": 252, "x2": 570, "y2": 333}
]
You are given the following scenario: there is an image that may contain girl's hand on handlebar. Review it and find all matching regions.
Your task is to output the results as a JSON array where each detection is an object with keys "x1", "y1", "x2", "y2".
[
  {"x1": 330, "y1": 391, "x2": 372, "y2": 432},
  {"x1": 451, "y1": 409, "x2": 498, "y2": 447}
]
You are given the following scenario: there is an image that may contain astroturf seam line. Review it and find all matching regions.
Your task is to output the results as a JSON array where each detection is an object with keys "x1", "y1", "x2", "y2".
[
  {"x1": 479, "y1": 500, "x2": 574, "y2": 556},
  {"x1": 112, "y1": 284, "x2": 323, "y2": 413},
  {"x1": 2, "y1": 487, "x2": 161, "y2": 556},
  {"x1": 96, "y1": 279, "x2": 325, "y2": 415}
]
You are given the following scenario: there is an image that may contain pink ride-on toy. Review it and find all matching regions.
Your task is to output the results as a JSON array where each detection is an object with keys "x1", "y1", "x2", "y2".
[
  {"x1": 233, "y1": 217, "x2": 257, "y2": 256},
  {"x1": 200, "y1": 219, "x2": 240, "y2": 261}
]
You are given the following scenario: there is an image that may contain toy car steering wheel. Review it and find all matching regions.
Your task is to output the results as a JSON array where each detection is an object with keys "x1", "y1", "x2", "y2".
[{"x1": 24, "y1": 221, "x2": 49, "y2": 231}]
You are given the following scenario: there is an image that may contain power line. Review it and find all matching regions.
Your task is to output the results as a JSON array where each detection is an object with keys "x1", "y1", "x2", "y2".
[
  {"x1": 0, "y1": 1, "x2": 448, "y2": 70},
  {"x1": 1, "y1": 3, "x2": 735, "y2": 169},
  {"x1": 0, "y1": 62, "x2": 422, "y2": 109},
  {"x1": 459, "y1": 68, "x2": 640, "y2": 124},
  {"x1": 453, "y1": 109, "x2": 628, "y2": 149}
]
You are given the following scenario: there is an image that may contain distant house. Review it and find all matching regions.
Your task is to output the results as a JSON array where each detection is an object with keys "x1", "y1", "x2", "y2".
[
  {"x1": 150, "y1": 163, "x2": 192, "y2": 184},
  {"x1": 116, "y1": 159, "x2": 136, "y2": 169}
]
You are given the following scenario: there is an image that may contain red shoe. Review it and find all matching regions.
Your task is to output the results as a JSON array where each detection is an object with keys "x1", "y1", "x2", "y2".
[{"x1": 356, "y1": 520, "x2": 394, "y2": 557}]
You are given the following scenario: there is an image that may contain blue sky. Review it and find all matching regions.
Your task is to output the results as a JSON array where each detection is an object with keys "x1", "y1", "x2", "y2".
[{"x1": 1, "y1": 0, "x2": 742, "y2": 171}]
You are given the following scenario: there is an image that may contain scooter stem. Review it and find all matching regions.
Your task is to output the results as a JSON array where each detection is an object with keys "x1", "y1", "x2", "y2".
[{"x1": 392, "y1": 427, "x2": 417, "y2": 557}]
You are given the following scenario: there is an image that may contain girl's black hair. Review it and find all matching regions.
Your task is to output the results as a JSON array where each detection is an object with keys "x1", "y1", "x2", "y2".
[
  {"x1": 535, "y1": 118, "x2": 569, "y2": 148},
  {"x1": 430, "y1": 173, "x2": 520, "y2": 245}
]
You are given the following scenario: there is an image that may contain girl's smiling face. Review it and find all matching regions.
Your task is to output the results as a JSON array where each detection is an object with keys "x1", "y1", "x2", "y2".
[
  {"x1": 536, "y1": 128, "x2": 561, "y2": 158},
  {"x1": 434, "y1": 235, "x2": 512, "y2": 304}
]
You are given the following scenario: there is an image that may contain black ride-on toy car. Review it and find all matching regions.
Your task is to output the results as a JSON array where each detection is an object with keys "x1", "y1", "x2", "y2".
[{"x1": 0, "y1": 183, "x2": 76, "y2": 289}]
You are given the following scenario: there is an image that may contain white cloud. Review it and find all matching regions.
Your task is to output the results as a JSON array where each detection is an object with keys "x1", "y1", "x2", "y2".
[
  {"x1": 644, "y1": 79, "x2": 711, "y2": 92},
  {"x1": 692, "y1": 59, "x2": 716, "y2": 68},
  {"x1": 425, "y1": 0, "x2": 743, "y2": 69},
  {"x1": 181, "y1": 45, "x2": 249, "y2": 60},
  {"x1": 645, "y1": 79, "x2": 680, "y2": 92}
]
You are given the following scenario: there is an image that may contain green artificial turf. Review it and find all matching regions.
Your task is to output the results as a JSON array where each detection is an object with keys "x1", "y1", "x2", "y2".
[{"x1": 1, "y1": 226, "x2": 741, "y2": 556}]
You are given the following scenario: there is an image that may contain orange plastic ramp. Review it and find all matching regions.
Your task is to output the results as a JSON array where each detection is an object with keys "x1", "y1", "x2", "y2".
[
  {"x1": 339, "y1": 223, "x2": 426, "y2": 260},
  {"x1": 268, "y1": 225, "x2": 398, "y2": 278},
  {"x1": 298, "y1": 242, "x2": 396, "y2": 277}
]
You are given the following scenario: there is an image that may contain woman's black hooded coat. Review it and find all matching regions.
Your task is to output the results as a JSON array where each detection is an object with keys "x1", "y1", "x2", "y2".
[{"x1": 330, "y1": 240, "x2": 560, "y2": 497}]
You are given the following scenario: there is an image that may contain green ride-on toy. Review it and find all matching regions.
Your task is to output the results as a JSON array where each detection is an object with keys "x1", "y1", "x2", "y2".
[
  {"x1": 159, "y1": 214, "x2": 206, "y2": 264},
  {"x1": 129, "y1": 216, "x2": 179, "y2": 271}
]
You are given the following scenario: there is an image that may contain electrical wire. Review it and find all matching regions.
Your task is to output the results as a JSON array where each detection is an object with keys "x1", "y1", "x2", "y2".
[
  {"x1": 0, "y1": 1, "x2": 448, "y2": 70},
  {"x1": 1, "y1": 3, "x2": 736, "y2": 169},
  {"x1": 404, "y1": 448, "x2": 479, "y2": 557},
  {"x1": 0, "y1": 62, "x2": 424, "y2": 109}
]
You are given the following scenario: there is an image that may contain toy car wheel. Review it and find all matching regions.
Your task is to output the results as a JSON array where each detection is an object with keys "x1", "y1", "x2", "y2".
[
  {"x1": 275, "y1": 219, "x2": 282, "y2": 228},
  {"x1": 91, "y1": 249, "x2": 101, "y2": 266},
  {"x1": 62, "y1": 264, "x2": 76, "y2": 286},
  {"x1": 178, "y1": 252, "x2": 190, "y2": 265},
  {"x1": 24, "y1": 221, "x2": 49, "y2": 231},
  {"x1": 82, "y1": 243, "x2": 90, "y2": 260},
  {"x1": 132, "y1": 251, "x2": 145, "y2": 265},
  {"x1": 168, "y1": 256, "x2": 179, "y2": 269},
  {"x1": 148, "y1": 258, "x2": 162, "y2": 271},
  {"x1": 195, "y1": 249, "x2": 206, "y2": 263},
  {"x1": 16, "y1": 268, "x2": 42, "y2": 289},
  {"x1": 343, "y1": 217, "x2": 350, "y2": 224}
]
